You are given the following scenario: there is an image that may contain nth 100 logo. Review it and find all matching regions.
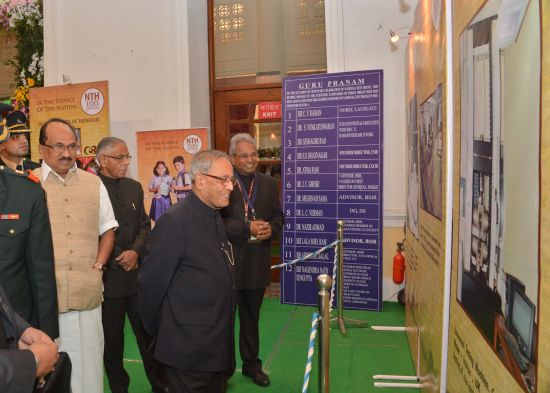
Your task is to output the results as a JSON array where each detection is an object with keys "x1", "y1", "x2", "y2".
[
  {"x1": 81, "y1": 88, "x2": 105, "y2": 116},
  {"x1": 183, "y1": 134, "x2": 202, "y2": 154},
  {"x1": 83, "y1": 145, "x2": 97, "y2": 155}
]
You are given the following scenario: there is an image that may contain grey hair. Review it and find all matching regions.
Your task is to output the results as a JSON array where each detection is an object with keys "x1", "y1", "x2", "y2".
[
  {"x1": 96, "y1": 136, "x2": 126, "y2": 157},
  {"x1": 229, "y1": 133, "x2": 256, "y2": 156},
  {"x1": 189, "y1": 150, "x2": 231, "y2": 182}
]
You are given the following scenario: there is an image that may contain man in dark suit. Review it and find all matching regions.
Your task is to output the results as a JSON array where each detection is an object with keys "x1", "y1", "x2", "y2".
[
  {"x1": 139, "y1": 150, "x2": 236, "y2": 393},
  {"x1": 96, "y1": 137, "x2": 164, "y2": 393},
  {"x1": 221, "y1": 133, "x2": 283, "y2": 387},
  {"x1": 0, "y1": 109, "x2": 40, "y2": 172},
  {"x1": 0, "y1": 117, "x2": 58, "y2": 340},
  {"x1": 0, "y1": 285, "x2": 59, "y2": 393}
]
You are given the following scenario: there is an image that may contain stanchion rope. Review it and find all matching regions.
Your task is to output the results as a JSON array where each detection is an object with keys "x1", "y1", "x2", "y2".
[
  {"x1": 302, "y1": 312, "x2": 320, "y2": 393},
  {"x1": 329, "y1": 242, "x2": 338, "y2": 314},
  {"x1": 271, "y1": 239, "x2": 342, "y2": 270}
]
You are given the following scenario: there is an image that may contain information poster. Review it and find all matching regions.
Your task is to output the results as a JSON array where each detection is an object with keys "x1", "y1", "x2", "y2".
[
  {"x1": 28, "y1": 81, "x2": 110, "y2": 162},
  {"x1": 136, "y1": 128, "x2": 208, "y2": 222},
  {"x1": 281, "y1": 70, "x2": 383, "y2": 310},
  {"x1": 446, "y1": 0, "x2": 547, "y2": 392}
]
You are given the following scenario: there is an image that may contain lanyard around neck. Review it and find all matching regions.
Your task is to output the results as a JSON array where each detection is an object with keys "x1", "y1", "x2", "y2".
[{"x1": 235, "y1": 171, "x2": 257, "y2": 222}]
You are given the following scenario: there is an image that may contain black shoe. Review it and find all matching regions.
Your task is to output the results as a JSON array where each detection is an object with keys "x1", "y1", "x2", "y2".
[{"x1": 242, "y1": 370, "x2": 270, "y2": 387}]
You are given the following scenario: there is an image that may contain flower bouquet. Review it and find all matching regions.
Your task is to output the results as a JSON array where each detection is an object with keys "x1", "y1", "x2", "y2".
[{"x1": 0, "y1": 0, "x2": 44, "y2": 110}]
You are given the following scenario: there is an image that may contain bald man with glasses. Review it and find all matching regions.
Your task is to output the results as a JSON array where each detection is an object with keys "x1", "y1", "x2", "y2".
[{"x1": 34, "y1": 118, "x2": 118, "y2": 393}]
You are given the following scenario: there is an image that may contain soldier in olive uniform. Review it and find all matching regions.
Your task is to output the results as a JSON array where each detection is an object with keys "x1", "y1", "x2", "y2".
[
  {"x1": 0, "y1": 110, "x2": 59, "y2": 339},
  {"x1": 0, "y1": 109, "x2": 40, "y2": 172}
]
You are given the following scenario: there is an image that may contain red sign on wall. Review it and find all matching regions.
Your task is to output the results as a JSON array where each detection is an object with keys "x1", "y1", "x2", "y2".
[{"x1": 257, "y1": 101, "x2": 281, "y2": 119}]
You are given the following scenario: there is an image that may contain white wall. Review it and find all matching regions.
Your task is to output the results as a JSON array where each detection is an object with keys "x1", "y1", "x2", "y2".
[
  {"x1": 43, "y1": 0, "x2": 209, "y2": 178},
  {"x1": 43, "y1": 0, "x2": 413, "y2": 215},
  {"x1": 325, "y1": 0, "x2": 417, "y2": 226}
]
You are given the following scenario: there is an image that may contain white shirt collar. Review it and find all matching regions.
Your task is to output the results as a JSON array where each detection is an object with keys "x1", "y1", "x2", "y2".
[{"x1": 40, "y1": 160, "x2": 78, "y2": 182}]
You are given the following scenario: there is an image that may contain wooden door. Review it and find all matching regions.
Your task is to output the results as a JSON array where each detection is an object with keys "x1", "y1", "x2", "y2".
[
  {"x1": 213, "y1": 85, "x2": 281, "y2": 151},
  {"x1": 213, "y1": 85, "x2": 283, "y2": 282}
]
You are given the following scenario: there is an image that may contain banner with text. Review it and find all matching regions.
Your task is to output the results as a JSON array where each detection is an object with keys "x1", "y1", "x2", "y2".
[
  {"x1": 29, "y1": 81, "x2": 110, "y2": 162},
  {"x1": 281, "y1": 70, "x2": 383, "y2": 310},
  {"x1": 136, "y1": 128, "x2": 208, "y2": 222}
]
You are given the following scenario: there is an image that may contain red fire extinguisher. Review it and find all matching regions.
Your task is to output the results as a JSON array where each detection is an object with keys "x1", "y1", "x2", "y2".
[{"x1": 393, "y1": 242, "x2": 405, "y2": 284}]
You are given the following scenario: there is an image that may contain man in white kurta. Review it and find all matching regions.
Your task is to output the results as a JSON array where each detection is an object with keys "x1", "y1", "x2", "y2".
[{"x1": 34, "y1": 118, "x2": 118, "y2": 393}]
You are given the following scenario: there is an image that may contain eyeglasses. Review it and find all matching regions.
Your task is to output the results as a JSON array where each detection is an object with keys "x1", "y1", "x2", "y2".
[
  {"x1": 234, "y1": 152, "x2": 258, "y2": 160},
  {"x1": 42, "y1": 142, "x2": 80, "y2": 153},
  {"x1": 103, "y1": 154, "x2": 132, "y2": 162},
  {"x1": 201, "y1": 173, "x2": 238, "y2": 186}
]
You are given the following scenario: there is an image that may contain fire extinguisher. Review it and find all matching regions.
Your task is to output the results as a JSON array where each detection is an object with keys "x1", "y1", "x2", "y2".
[{"x1": 393, "y1": 242, "x2": 405, "y2": 284}]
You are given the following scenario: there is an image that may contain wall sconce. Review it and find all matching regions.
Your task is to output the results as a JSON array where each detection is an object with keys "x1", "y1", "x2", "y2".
[
  {"x1": 389, "y1": 30, "x2": 400, "y2": 43},
  {"x1": 388, "y1": 27, "x2": 410, "y2": 44}
]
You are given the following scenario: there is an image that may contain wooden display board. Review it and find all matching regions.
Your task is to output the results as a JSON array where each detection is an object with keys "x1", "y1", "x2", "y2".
[
  {"x1": 445, "y1": 1, "x2": 547, "y2": 392},
  {"x1": 404, "y1": 1, "x2": 449, "y2": 390}
]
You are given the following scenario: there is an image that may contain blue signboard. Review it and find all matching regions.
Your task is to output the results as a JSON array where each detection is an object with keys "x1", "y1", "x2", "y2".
[{"x1": 281, "y1": 70, "x2": 384, "y2": 311}]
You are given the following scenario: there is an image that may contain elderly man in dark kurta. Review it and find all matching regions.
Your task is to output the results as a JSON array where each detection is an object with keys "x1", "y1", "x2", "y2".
[
  {"x1": 139, "y1": 150, "x2": 236, "y2": 393},
  {"x1": 221, "y1": 133, "x2": 283, "y2": 387},
  {"x1": 96, "y1": 137, "x2": 163, "y2": 393}
]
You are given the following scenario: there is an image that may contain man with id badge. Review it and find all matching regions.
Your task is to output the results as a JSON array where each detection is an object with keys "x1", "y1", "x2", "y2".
[{"x1": 221, "y1": 133, "x2": 283, "y2": 387}]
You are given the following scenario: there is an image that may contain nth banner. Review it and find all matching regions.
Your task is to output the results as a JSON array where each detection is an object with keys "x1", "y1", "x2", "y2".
[
  {"x1": 281, "y1": 70, "x2": 384, "y2": 310},
  {"x1": 136, "y1": 128, "x2": 209, "y2": 223},
  {"x1": 28, "y1": 81, "x2": 110, "y2": 161}
]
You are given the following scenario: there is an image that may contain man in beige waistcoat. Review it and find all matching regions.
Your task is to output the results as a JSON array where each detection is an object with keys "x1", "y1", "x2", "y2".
[{"x1": 34, "y1": 118, "x2": 118, "y2": 393}]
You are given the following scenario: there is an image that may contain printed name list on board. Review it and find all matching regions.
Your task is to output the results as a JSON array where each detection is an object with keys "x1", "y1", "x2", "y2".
[{"x1": 281, "y1": 70, "x2": 384, "y2": 310}]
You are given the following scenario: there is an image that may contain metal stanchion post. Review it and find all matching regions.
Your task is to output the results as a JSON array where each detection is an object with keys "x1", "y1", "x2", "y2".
[
  {"x1": 336, "y1": 220, "x2": 346, "y2": 334},
  {"x1": 333, "y1": 220, "x2": 368, "y2": 334},
  {"x1": 317, "y1": 274, "x2": 332, "y2": 393}
]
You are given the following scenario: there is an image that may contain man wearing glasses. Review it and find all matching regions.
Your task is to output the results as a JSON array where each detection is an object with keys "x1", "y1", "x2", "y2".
[
  {"x1": 95, "y1": 137, "x2": 164, "y2": 393},
  {"x1": 221, "y1": 133, "x2": 283, "y2": 387},
  {"x1": 34, "y1": 118, "x2": 118, "y2": 393},
  {"x1": 139, "y1": 150, "x2": 236, "y2": 393}
]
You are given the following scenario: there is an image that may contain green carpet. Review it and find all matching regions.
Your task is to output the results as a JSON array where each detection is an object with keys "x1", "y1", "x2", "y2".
[{"x1": 104, "y1": 298, "x2": 418, "y2": 393}]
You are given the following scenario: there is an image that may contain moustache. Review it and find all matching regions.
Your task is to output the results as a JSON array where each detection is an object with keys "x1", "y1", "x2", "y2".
[{"x1": 58, "y1": 157, "x2": 73, "y2": 162}]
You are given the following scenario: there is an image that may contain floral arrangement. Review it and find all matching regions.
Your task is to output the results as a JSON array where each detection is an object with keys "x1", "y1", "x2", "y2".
[{"x1": 0, "y1": 0, "x2": 43, "y2": 110}]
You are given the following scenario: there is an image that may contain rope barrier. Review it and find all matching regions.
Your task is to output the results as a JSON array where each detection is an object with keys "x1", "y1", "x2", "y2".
[
  {"x1": 329, "y1": 242, "x2": 339, "y2": 314},
  {"x1": 275, "y1": 235, "x2": 343, "y2": 392},
  {"x1": 271, "y1": 239, "x2": 342, "y2": 270},
  {"x1": 302, "y1": 312, "x2": 320, "y2": 393}
]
